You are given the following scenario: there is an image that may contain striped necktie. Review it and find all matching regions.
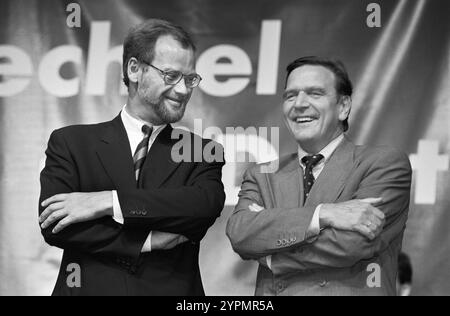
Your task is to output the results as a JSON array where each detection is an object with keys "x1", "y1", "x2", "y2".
[
  {"x1": 133, "y1": 125, "x2": 153, "y2": 182},
  {"x1": 301, "y1": 154, "x2": 324, "y2": 203}
]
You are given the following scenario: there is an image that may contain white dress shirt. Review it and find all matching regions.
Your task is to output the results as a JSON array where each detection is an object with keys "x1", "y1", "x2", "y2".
[
  {"x1": 111, "y1": 105, "x2": 166, "y2": 252},
  {"x1": 266, "y1": 133, "x2": 345, "y2": 269}
]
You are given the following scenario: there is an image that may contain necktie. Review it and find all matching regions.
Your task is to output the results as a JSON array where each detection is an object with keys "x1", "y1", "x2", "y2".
[
  {"x1": 301, "y1": 154, "x2": 324, "y2": 202},
  {"x1": 133, "y1": 125, "x2": 153, "y2": 183}
]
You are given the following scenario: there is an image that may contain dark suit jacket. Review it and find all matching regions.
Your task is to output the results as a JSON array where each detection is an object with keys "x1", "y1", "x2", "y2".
[
  {"x1": 227, "y1": 138, "x2": 412, "y2": 296},
  {"x1": 39, "y1": 114, "x2": 225, "y2": 296}
]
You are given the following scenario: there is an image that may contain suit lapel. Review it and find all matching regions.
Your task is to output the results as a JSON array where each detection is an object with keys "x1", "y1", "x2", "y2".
[
  {"x1": 271, "y1": 154, "x2": 304, "y2": 208},
  {"x1": 139, "y1": 125, "x2": 181, "y2": 189},
  {"x1": 96, "y1": 114, "x2": 137, "y2": 190},
  {"x1": 305, "y1": 137, "x2": 356, "y2": 207}
]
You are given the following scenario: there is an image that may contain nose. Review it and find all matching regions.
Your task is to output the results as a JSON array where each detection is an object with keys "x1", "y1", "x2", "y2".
[
  {"x1": 172, "y1": 77, "x2": 189, "y2": 96},
  {"x1": 293, "y1": 91, "x2": 309, "y2": 109}
]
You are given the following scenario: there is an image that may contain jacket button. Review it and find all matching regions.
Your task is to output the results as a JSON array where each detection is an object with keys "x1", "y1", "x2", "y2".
[
  {"x1": 276, "y1": 240, "x2": 282, "y2": 247},
  {"x1": 319, "y1": 280, "x2": 328, "y2": 287}
]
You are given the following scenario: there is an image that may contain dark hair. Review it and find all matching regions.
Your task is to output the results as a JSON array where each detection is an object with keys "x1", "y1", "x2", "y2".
[
  {"x1": 286, "y1": 56, "x2": 353, "y2": 132},
  {"x1": 122, "y1": 19, "x2": 196, "y2": 87},
  {"x1": 398, "y1": 252, "x2": 413, "y2": 285}
]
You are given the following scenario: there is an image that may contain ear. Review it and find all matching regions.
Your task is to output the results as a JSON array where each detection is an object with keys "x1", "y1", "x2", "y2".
[
  {"x1": 338, "y1": 95, "x2": 352, "y2": 122},
  {"x1": 127, "y1": 57, "x2": 140, "y2": 85}
]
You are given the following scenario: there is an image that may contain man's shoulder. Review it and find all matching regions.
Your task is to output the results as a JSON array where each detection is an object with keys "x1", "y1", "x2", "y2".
[
  {"x1": 171, "y1": 127, "x2": 223, "y2": 149},
  {"x1": 245, "y1": 153, "x2": 297, "y2": 176},
  {"x1": 48, "y1": 120, "x2": 113, "y2": 146},
  {"x1": 53, "y1": 122, "x2": 106, "y2": 135},
  {"x1": 170, "y1": 127, "x2": 225, "y2": 163},
  {"x1": 354, "y1": 143, "x2": 411, "y2": 169}
]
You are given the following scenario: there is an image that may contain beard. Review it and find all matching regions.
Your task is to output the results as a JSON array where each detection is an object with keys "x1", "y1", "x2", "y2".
[
  {"x1": 153, "y1": 98, "x2": 187, "y2": 124},
  {"x1": 139, "y1": 87, "x2": 189, "y2": 124}
]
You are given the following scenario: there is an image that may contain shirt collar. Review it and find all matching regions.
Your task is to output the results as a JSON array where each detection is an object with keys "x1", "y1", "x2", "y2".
[
  {"x1": 121, "y1": 105, "x2": 166, "y2": 137},
  {"x1": 298, "y1": 134, "x2": 345, "y2": 167}
]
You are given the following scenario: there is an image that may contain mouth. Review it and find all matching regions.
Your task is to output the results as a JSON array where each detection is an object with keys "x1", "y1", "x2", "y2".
[
  {"x1": 292, "y1": 116, "x2": 319, "y2": 124},
  {"x1": 165, "y1": 97, "x2": 184, "y2": 107}
]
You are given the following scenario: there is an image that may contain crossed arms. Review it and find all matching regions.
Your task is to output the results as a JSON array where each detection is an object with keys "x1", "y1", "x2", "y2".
[
  {"x1": 38, "y1": 130, "x2": 225, "y2": 263},
  {"x1": 226, "y1": 150, "x2": 412, "y2": 275}
]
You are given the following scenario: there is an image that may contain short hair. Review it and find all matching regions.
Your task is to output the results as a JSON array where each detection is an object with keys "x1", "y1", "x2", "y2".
[
  {"x1": 398, "y1": 252, "x2": 413, "y2": 285},
  {"x1": 122, "y1": 19, "x2": 196, "y2": 87},
  {"x1": 285, "y1": 56, "x2": 353, "y2": 132}
]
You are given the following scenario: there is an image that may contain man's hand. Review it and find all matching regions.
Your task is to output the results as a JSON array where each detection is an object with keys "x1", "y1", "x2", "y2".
[
  {"x1": 319, "y1": 197, "x2": 385, "y2": 240},
  {"x1": 249, "y1": 203, "x2": 264, "y2": 213},
  {"x1": 39, "y1": 192, "x2": 113, "y2": 234},
  {"x1": 150, "y1": 231, "x2": 189, "y2": 251}
]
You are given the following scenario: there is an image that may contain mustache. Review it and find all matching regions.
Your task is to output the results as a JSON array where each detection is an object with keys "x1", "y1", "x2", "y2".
[
  {"x1": 288, "y1": 110, "x2": 319, "y2": 119},
  {"x1": 164, "y1": 92, "x2": 189, "y2": 103}
]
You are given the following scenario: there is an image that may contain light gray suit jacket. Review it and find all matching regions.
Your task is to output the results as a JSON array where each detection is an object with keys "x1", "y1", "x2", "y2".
[{"x1": 226, "y1": 138, "x2": 412, "y2": 296}]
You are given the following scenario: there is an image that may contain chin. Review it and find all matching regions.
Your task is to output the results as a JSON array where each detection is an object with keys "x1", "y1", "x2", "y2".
[
  {"x1": 295, "y1": 135, "x2": 316, "y2": 145},
  {"x1": 292, "y1": 130, "x2": 321, "y2": 146},
  {"x1": 289, "y1": 127, "x2": 317, "y2": 142},
  {"x1": 160, "y1": 105, "x2": 186, "y2": 124}
]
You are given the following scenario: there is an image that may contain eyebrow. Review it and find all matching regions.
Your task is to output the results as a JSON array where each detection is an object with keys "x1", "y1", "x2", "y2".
[
  {"x1": 305, "y1": 87, "x2": 327, "y2": 93},
  {"x1": 283, "y1": 89, "x2": 298, "y2": 99},
  {"x1": 283, "y1": 86, "x2": 327, "y2": 97}
]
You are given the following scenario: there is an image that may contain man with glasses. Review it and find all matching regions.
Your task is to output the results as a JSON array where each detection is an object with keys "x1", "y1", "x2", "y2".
[
  {"x1": 38, "y1": 19, "x2": 225, "y2": 296},
  {"x1": 227, "y1": 56, "x2": 412, "y2": 296}
]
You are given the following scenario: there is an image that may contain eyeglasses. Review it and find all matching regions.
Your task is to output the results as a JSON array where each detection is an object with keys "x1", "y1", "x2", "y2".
[{"x1": 141, "y1": 61, "x2": 202, "y2": 88}]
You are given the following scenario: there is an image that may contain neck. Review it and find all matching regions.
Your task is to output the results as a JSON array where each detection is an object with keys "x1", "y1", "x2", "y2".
[
  {"x1": 299, "y1": 142, "x2": 324, "y2": 155},
  {"x1": 126, "y1": 95, "x2": 164, "y2": 126}
]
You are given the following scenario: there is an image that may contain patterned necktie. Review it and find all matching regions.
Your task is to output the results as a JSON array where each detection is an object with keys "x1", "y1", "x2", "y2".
[
  {"x1": 133, "y1": 125, "x2": 153, "y2": 182},
  {"x1": 301, "y1": 154, "x2": 324, "y2": 202}
]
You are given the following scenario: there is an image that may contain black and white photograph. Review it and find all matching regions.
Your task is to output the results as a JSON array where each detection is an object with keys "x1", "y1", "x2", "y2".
[{"x1": 0, "y1": 0, "x2": 448, "y2": 299}]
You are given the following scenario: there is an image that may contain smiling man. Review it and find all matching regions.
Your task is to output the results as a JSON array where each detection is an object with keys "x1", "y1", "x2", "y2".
[
  {"x1": 227, "y1": 56, "x2": 412, "y2": 296},
  {"x1": 38, "y1": 19, "x2": 225, "y2": 296}
]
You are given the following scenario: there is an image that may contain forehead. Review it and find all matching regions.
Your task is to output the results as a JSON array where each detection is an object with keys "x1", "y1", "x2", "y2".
[
  {"x1": 286, "y1": 65, "x2": 336, "y2": 91},
  {"x1": 153, "y1": 35, "x2": 195, "y2": 70}
]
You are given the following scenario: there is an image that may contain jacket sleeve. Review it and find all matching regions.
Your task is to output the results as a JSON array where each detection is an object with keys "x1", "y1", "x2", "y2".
[
  {"x1": 271, "y1": 149, "x2": 412, "y2": 275},
  {"x1": 117, "y1": 158, "x2": 226, "y2": 242},
  {"x1": 226, "y1": 166, "x2": 317, "y2": 259},
  {"x1": 39, "y1": 130, "x2": 150, "y2": 263}
]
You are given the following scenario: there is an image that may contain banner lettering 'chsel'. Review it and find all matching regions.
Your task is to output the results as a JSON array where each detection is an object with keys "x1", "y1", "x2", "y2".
[{"x1": 0, "y1": 20, "x2": 281, "y2": 98}]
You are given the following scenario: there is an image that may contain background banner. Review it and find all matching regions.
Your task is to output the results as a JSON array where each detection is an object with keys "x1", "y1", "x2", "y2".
[{"x1": 0, "y1": 0, "x2": 449, "y2": 295}]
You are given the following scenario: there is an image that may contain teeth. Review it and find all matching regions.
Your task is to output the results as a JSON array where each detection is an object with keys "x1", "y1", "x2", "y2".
[{"x1": 296, "y1": 117, "x2": 315, "y2": 123}]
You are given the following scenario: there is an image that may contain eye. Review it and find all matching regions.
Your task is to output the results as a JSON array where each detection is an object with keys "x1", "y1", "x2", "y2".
[
  {"x1": 165, "y1": 71, "x2": 181, "y2": 82},
  {"x1": 185, "y1": 75, "x2": 197, "y2": 84},
  {"x1": 308, "y1": 90, "x2": 325, "y2": 98},
  {"x1": 283, "y1": 92, "x2": 297, "y2": 101}
]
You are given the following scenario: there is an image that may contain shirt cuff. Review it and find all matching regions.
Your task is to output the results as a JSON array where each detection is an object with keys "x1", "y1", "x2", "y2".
[
  {"x1": 141, "y1": 231, "x2": 153, "y2": 253},
  {"x1": 305, "y1": 204, "x2": 322, "y2": 242},
  {"x1": 267, "y1": 255, "x2": 272, "y2": 270},
  {"x1": 112, "y1": 190, "x2": 124, "y2": 225}
]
